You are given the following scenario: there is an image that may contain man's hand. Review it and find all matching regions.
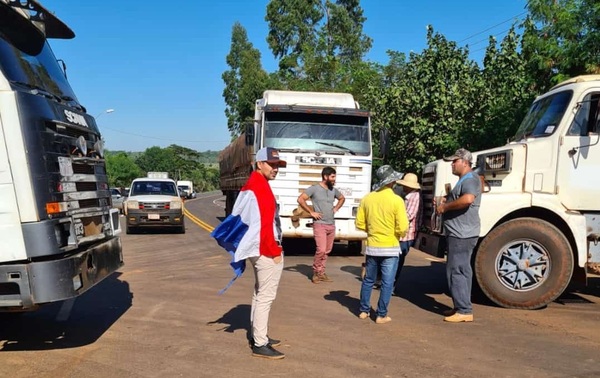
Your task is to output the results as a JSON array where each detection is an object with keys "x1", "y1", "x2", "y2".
[
  {"x1": 310, "y1": 211, "x2": 323, "y2": 220},
  {"x1": 434, "y1": 197, "x2": 447, "y2": 215},
  {"x1": 273, "y1": 255, "x2": 283, "y2": 264}
]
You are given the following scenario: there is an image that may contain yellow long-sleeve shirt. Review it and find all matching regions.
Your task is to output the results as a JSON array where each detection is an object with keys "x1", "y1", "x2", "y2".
[{"x1": 356, "y1": 187, "x2": 408, "y2": 254}]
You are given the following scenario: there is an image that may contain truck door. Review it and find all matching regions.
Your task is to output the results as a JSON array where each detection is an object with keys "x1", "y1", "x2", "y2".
[{"x1": 556, "y1": 91, "x2": 600, "y2": 210}]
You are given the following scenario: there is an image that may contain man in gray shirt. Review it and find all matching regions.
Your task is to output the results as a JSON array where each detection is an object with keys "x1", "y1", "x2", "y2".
[
  {"x1": 297, "y1": 167, "x2": 345, "y2": 283},
  {"x1": 435, "y1": 148, "x2": 481, "y2": 323}
]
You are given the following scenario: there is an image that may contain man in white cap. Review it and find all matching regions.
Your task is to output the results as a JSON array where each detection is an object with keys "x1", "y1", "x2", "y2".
[
  {"x1": 356, "y1": 165, "x2": 408, "y2": 324},
  {"x1": 394, "y1": 172, "x2": 422, "y2": 292},
  {"x1": 435, "y1": 148, "x2": 481, "y2": 323},
  {"x1": 212, "y1": 146, "x2": 287, "y2": 359}
]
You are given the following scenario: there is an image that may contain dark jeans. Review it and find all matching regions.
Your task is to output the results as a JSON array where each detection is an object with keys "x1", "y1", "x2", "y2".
[
  {"x1": 394, "y1": 240, "x2": 414, "y2": 288},
  {"x1": 446, "y1": 236, "x2": 478, "y2": 314}
]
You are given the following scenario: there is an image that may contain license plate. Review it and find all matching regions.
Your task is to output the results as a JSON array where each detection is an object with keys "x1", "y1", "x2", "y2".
[{"x1": 148, "y1": 213, "x2": 160, "y2": 220}]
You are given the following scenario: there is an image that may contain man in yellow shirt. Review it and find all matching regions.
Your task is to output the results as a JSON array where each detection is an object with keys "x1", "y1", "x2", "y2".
[{"x1": 356, "y1": 165, "x2": 409, "y2": 324}]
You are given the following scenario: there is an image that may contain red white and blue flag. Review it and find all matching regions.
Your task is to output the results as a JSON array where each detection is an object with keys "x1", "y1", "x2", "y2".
[{"x1": 211, "y1": 172, "x2": 281, "y2": 293}]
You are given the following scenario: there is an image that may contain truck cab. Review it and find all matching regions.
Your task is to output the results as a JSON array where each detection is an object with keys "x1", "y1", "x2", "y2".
[
  {"x1": 0, "y1": 0, "x2": 123, "y2": 310},
  {"x1": 418, "y1": 75, "x2": 600, "y2": 309}
]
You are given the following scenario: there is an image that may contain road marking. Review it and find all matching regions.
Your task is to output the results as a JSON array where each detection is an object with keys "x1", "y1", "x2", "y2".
[{"x1": 184, "y1": 208, "x2": 215, "y2": 232}]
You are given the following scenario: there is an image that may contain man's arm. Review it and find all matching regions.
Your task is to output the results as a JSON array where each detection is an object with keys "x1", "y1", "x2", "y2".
[
  {"x1": 333, "y1": 190, "x2": 345, "y2": 213},
  {"x1": 436, "y1": 177, "x2": 479, "y2": 215},
  {"x1": 436, "y1": 193, "x2": 475, "y2": 214},
  {"x1": 297, "y1": 192, "x2": 322, "y2": 220}
]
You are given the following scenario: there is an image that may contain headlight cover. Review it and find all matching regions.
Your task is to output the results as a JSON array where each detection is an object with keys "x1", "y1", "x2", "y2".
[
  {"x1": 170, "y1": 200, "x2": 182, "y2": 210},
  {"x1": 127, "y1": 200, "x2": 139, "y2": 209}
]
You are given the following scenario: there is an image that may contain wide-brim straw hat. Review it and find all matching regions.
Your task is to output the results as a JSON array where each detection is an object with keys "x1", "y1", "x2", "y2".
[
  {"x1": 397, "y1": 172, "x2": 420, "y2": 190},
  {"x1": 372, "y1": 165, "x2": 403, "y2": 192}
]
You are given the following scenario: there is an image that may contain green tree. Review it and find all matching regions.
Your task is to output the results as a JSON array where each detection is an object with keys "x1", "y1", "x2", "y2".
[
  {"x1": 522, "y1": 0, "x2": 600, "y2": 87},
  {"x1": 135, "y1": 145, "x2": 220, "y2": 192},
  {"x1": 477, "y1": 27, "x2": 535, "y2": 149},
  {"x1": 366, "y1": 26, "x2": 482, "y2": 174},
  {"x1": 105, "y1": 152, "x2": 143, "y2": 188},
  {"x1": 222, "y1": 22, "x2": 271, "y2": 137},
  {"x1": 265, "y1": 0, "x2": 372, "y2": 90}
]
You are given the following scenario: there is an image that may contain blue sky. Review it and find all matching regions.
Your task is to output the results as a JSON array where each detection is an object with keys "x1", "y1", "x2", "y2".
[{"x1": 44, "y1": 0, "x2": 527, "y2": 153}]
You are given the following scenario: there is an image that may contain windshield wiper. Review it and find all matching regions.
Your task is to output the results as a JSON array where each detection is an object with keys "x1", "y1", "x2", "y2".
[
  {"x1": 315, "y1": 141, "x2": 356, "y2": 155},
  {"x1": 10, "y1": 80, "x2": 60, "y2": 101}
]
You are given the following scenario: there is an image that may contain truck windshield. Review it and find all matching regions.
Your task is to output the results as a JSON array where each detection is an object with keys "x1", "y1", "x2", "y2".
[
  {"x1": 513, "y1": 90, "x2": 573, "y2": 141},
  {"x1": 264, "y1": 111, "x2": 371, "y2": 155},
  {"x1": 0, "y1": 35, "x2": 79, "y2": 103}
]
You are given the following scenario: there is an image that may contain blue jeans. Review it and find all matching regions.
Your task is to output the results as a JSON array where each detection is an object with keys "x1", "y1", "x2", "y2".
[
  {"x1": 395, "y1": 240, "x2": 414, "y2": 286},
  {"x1": 446, "y1": 236, "x2": 478, "y2": 314},
  {"x1": 360, "y1": 255, "x2": 399, "y2": 317}
]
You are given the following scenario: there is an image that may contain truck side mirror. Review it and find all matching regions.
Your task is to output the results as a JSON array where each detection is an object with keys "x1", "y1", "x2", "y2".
[
  {"x1": 379, "y1": 128, "x2": 390, "y2": 159},
  {"x1": 245, "y1": 124, "x2": 255, "y2": 146}
]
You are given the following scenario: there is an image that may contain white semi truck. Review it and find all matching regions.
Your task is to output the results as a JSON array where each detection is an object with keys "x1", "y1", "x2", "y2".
[
  {"x1": 417, "y1": 75, "x2": 600, "y2": 309},
  {"x1": 0, "y1": 0, "x2": 123, "y2": 310},
  {"x1": 219, "y1": 90, "x2": 373, "y2": 253}
]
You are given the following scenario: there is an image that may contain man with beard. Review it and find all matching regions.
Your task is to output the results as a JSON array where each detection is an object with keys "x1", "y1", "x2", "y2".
[{"x1": 297, "y1": 166, "x2": 345, "y2": 283}]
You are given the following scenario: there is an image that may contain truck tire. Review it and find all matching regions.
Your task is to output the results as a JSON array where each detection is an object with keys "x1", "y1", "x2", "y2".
[
  {"x1": 126, "y1": 224, "x2": 135, "y2": 234},
  {"x1": 348, "y1": 241, "x2": 363, "y2": 255},
  {"x1": 178, "y1": 219, "x2": 186, "y2": 234},
  {"x1": 475, "y1": 218, "x2": 573, "y2": 310}
]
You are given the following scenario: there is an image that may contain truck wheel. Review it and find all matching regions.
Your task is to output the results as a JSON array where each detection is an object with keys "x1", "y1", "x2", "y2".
[
  {"x1": 178, "y1": 219, "x2": 186, "y2": 234},
  {"x1": 126, "y1": 224, "x2": 134, "y2": 234},
  {"x1": 475, "y1": 218, "x2": 573, "y2": 309},
  {"x1": 348, "y1": 241, "x2": 363, "y2": 255}
]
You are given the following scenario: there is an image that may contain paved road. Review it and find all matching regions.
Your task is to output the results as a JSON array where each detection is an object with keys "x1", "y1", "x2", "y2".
[{"x1": 1, "y1": 191, "x2": 599, "y2": 378}]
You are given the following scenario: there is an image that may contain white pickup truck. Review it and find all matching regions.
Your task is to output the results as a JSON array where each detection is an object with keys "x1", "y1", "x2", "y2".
[{"x1": 124, "y1": 178, "x2": 185, "y2": 234}]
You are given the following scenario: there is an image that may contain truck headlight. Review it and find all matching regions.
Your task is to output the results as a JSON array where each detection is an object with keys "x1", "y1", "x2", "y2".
[
  {"x1": 170, "y1": 201, "x2": 182, "y2": 210},
  {"x1": 127, "y1": 200, "x2": 139, "y2": 209}
]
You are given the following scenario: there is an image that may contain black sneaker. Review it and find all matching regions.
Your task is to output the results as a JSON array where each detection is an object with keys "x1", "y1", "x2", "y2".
[{"x1": 252, "y1": 344, "x2": 285, "y2": 360}]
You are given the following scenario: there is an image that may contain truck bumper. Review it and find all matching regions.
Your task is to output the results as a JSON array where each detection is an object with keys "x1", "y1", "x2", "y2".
[
  {"x1": 280, "y1": 216, "x2": 367, "y2": 240},
  {"x1": 415, "y1": 231, "x2": 446, "y2": 258},
  {"x1": 126, "y1": 209, "x2": 184, "y2": 228},
  {"x1": 0, "y1": 236, "x2": 123, "y2": 310}
]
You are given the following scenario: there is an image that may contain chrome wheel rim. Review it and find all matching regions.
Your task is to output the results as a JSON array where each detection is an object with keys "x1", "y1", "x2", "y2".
[{"x1": 495, "y1": 239, "x2": 550, "y2": 291}]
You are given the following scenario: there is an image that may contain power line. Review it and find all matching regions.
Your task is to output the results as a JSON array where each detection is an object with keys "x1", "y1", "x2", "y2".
[
  {"x1": 458, "y1": 11, "x2": 528, "y2": 43},
  {"x1": 467, "y1": 27, "x2": 514, "y2": 48},
  {"x1": 100, "y1": 125, "x2": 230, "y2": 144}
]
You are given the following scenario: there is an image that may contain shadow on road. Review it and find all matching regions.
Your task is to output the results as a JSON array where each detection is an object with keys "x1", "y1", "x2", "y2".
[
  {"x1": 0, "y1": 273, "x2": 132, "y2": 351},
  {"x1": 206, "y1": 304, "x2": 250, "y2": 334},
  {"x1": 283, "y1": 263, "x2": 313, "y2": 282},
  {"x1": 324, "y1": 290, "x2": 361, "y2": 316},
  {"x1": 556, "y1": 276, "x2": 600, "y2": 305},
  {"x1": 206, "y1": 304, "x2": 252, "y2": 344}
]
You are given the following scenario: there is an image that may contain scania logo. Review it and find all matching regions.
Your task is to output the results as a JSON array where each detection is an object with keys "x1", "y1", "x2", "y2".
[{"x1": 64, "y1": 110, "x2": 89, "y2": 127}]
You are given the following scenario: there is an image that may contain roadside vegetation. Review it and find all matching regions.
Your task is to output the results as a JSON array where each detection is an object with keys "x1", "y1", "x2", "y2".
[{"x1": 107, "y1": 0, "x2": 600, "y2": 189}]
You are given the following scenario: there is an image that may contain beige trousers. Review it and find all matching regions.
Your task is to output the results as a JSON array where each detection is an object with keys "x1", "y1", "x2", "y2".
[{"x1": 249, "y1": 254, "x2": 284, "y2": 347}]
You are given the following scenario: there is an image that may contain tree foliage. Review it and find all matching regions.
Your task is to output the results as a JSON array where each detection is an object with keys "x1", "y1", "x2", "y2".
[
  {"x1": 364, "y1": 27, "x2": 482, "y2": 174},
  {"x1": 105, "y1": 152, "x2": 143, "y2": 188},
  {"x1": 216, "y1": 0, "x2": 598, "y2": 178},
  {"x1": 265, "y1": 0, "x2": 372, "y2": 90},
  {"x1": 222, "y1": 22, "x2": 272, "y2": 137},
  {"x1": 522, "y1": 0, "x2": 600, "y2": 88}
]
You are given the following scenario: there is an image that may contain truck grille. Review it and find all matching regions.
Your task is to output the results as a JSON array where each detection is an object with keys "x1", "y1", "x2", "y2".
[
  {"x1": 140, "y1": 202, "x2": 169, "y2": 210},
  {"x1": 421, "y1": 166, "x2": 436, "y2": 221}
]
